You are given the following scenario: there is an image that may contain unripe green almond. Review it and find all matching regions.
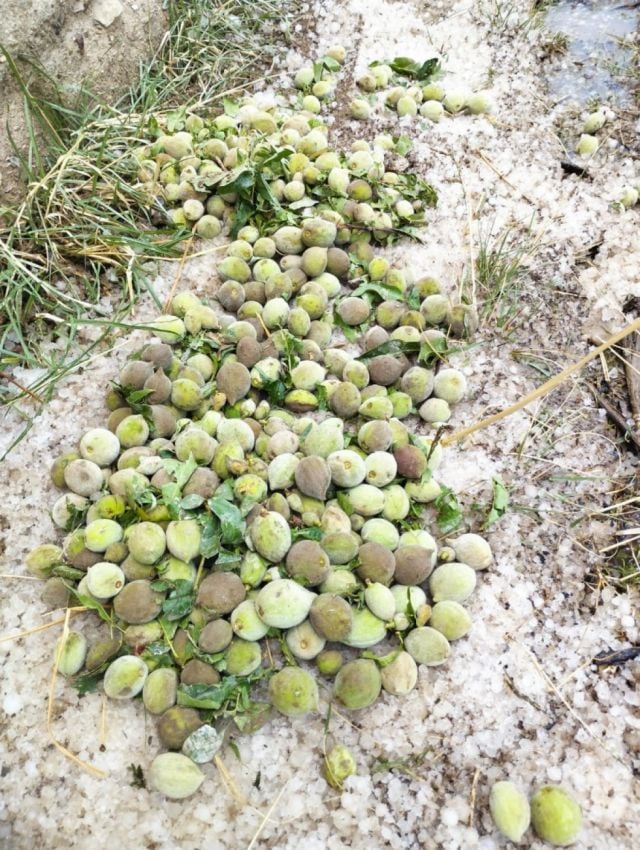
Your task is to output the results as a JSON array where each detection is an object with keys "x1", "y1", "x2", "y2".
[
  {"x1": 250, "y1": 511, "x2": 292, "y2": 562},
  {"x1": 364, "y1": 582, "x2": 396, "y2": 621},
  {"x1": 443, "y1": 90, "x2": 466, "y2": 113},
  {"x1": 233, "y1": 473, "x2": 268, "y2": 503},
  {"x1": 420, "y1": 100, "x2": 444, "y2": 121},
  {"x1": 334, "y1": 658, "x2": 381, "y2": 709},
  {"x1": 195, "y1": 214, "x2": 222, "y2": 239},
  {"x1": 302, "y1": 418, "x2": 344, "y2": 457},
  {"x1": 380, "y1": 650, "x2": 418, "y2": 695},
  {"x1": 429, "y1": 562, "x2": 477, "y2": 603},
  {"x1": 171, "y1": 378, "x2": 203, "y2": 411},
  {"x1": 123, "y1": 620, "x2": 162, "y2": 648},
  {"x1": 466, "y1": 92, "x2": 492, "y2": 114},
  {"x1": 620, "y1": 186, "x2": 639, "y2": 208},
  {"x1": 198, "y1": 619, "x2": 233, "y2": 654},
  {"x1": 361, "y1": 517, "x2": 400, "y2": 550},
  {"x1": 166, "y1": 520, "x2": 201, "y2": 562},
  {"x1": 433, "y1": 368, "x2": 467, "y2": 403},
  {"x1": 225, "y1": 638, "x2": 263, "y2": 676},
  {"x1": 422, "y1": 82, "x2": 445, "y2": 101},
  {"x1": 359, "y1": 396, "x2": 394, "y2": 420},
  {"x1": 143, "y1": 667, "x2": 178, "y2": 715},
  {"x1": 182, "y1": 724, "x2": 223, "y2": 764},
  {"x1": 345, "y1": 484, "x2": 385, "y2": 517},
  {"x1": 286, "y1": 619, "x2": 326, "y2": 660},
  {"x1": 269, "y1": 666, "x2": 319, "y2": 717},
  {"x1": 267, "y1": 453, "x2": 299, "y2": 491},
  {"x1": 397, "y1": 95, "x2": 418, "y2": 117},
  {"x1": 175, "y1": 428, "x2": 216, "y2": 464},
  {"x1": 103, "y1": 655, "x2": 148, "y2": 699},
  {"x1": 183, "y1": 198, "x2": 205, "y2": 221},
  {"x1": 451, "y1": 532, "x2": 493, "y2": 569},
  {"x1": 64, "y1": 459, "x2": 104, "y2": 497},
  {"x1": 583, "y1": 109, "x2": 606, "y2": 133},
  {"x1": 489, "y1": 780, "x2": 531, "y2": 843},
  {"x1": 351, "y1": 98, "x2": 372, "y2": 120},
  {"x1": 231, "y1": 599, "x2": 270, "y2": 641},
  {"x1": 115, "y1": 415, "x2": 149, "y2": 449},
  {"x1": 302, "y1": 95, "x2": 321, "y2": 114},
  {"x1": 86, "y1": 562, "x2": 125, "y2": 599},
  {"x1": 530, "y1": 786, "x2": 582, "y2": 846},
  {"x1": 324, "y1": 744, "x2": 357, "y2": 789},
  {"x1": 316, "y1": 649, "x2": 344, "y2": 676},
  {"x1": 51, "y1": 450, "x2": 81, "y2": 488},
  {"x1": 321, "y1": 505, "x2": 351, "y2": 535},
  {"x1": 404, "y1": 626, "x2": 450, "y2": 666},
  {"x1": 320, "y1": 568, "x2": 362, "y2": 595},
  {"x1": 25, "y1": 544, "x2": 63, "y2": 579},
  {"x1": 127, "y1": 522, "x2": 166, "y2": 565},
  {"x1": 84, "y1": 519, "x2": 123, "y2": 553},
  {"x1": 390, "y1": 583, "x2": 427, "y2": 615},
  {"x1": 147, "y1": 315, "x2": 186, "y2": 344},
  {"x1": 327, "y1": 450, "x2": 366, "y2": 488},
  {"x1": 56, "y1": 631, "x2": 87, "y2": 677},
  {"x1": 291, "y1": 360, "x2": 326, "y2": 391},
  {"x1": 343, "y1": 360, "x2": 370, "y2": 389},
  {"x1": 381, "y1": 484, "x2": 411, "y2": 521},
  {"x1": 342, "y1": 607, "x2": 387, "y2": 648},
  {"x1": 294, "y1": 66, "x2": 314, "y2": 88},
  {"x1": 321, "y1": 531, "x2": 359, "y2": 565},
  {"x1": 255, "y1": 578, "x2": 315, "y2": 628},
  {"x1": 79, "y1": 428, "x2": 120, "y2": 466},
  {"x1": 217, "y1": 255, "x2": 251, "y2": 283},
  {"x1": 419, "y1": 397, "x2": 451, "y2": 424},
  {"x1": 429, "y1": 601, "x2": 472, "y2": 640},
  {"x1": 149, "y1": 752, "x2": 205, "y2": 799},
  {"x1": 217, "y1": 419, "x2": 255, "y2": 451},
  {"x1": 576, "y1": 133, "x2": 599, "y2": 156},
  {"x1": 301, "y1": 217, "x2": 337, "y2": 248}
]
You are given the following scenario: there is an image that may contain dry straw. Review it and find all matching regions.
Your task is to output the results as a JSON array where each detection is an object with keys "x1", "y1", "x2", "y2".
[{"x1": 443, "y1": 317, "x2": 640, "y2": 446}]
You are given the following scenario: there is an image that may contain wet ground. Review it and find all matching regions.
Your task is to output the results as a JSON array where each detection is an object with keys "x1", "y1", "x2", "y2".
[{"x1": 544, "y1": 0, "x2": 639, "y2": 105}]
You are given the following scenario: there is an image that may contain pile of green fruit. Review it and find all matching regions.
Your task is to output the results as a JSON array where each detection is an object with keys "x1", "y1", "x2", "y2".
[
  {"x1": 132, "y1": 47, "x2": 493, "y2": 241},
  {"x1": 23, "y1": 48, "x2": 495, "y2": 800}
]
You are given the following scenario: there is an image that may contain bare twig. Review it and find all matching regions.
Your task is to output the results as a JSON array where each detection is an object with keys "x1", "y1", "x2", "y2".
[
  {"x1": 586, "y1": 381, "x2": 640, "y2": 453},
  {"x1": 443, "y1": 317, "x2": 640, "y2": 446}
]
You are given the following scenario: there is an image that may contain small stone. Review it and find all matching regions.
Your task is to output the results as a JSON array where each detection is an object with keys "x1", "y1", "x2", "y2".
[{"x1": 92, "y1": 0, "x2": 124, "y2": 28}]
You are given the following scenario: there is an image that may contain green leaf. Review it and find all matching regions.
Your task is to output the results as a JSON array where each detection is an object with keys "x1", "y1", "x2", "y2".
[
  {"x1": 216, "y1": 549, "x2": 243, "y2": 569},
  {"x1": 162, "y1": 453, "x2": 198, "y2": 490},
  {"x1": 291, "y1": 526, "x2": 323, "y2": 543},
  {"x1": 223, "y1": 97, "x2": 240, "y2": 116},
  {"x1": 208, "y1": 496, "x2": 246, "y2": 546},
  {"x1": 483, "y1": 478, "x2": 509, "y2": 529},
  {"x1": 161, "y1": 580, "x2": 195, "y2": 621},
  {"x1": 394, "y1": 135, "x2": 413, "y2": 156},
  {"x1": 388, "y1": 56, "x2": 440, "y2": 82},
  {"x1": 357, "y1": 339, "x2": 421, "y2": 362},
  {"x1": 434, "y1": 486, "x2": 463, "y2": 534},
  {"x1": 181, "y1": 493, "x2": 205, "y2": 510},
  {"x1": 351, "y1": 281, "x2": 406, "y2": 303},
  {"x1": 336, "y1": 491, "x2": 354, "y2": 516},
  {"x1": 76, "y1": 593, "x2": 114, "y2": 626},
  {"x1": 362, "y1": 648, "x2": 402, "y2": 668},
  {"x1": 199, "y1": 516, "x2": 221, "y2": 558},
  {"x1": 322, "y1": 56, "x2": 341, "y2": 73},
  {"x1": 71, "y1": 671, "x2": 103, "y2": 695},
  {"x1": 177, "y1": 671, "x2": 267, "y2": 711}
]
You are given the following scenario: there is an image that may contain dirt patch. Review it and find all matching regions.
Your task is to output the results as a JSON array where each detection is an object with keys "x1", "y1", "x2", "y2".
[{"x1": 0, "y1": 0, "x2": 167, "y2": 204}]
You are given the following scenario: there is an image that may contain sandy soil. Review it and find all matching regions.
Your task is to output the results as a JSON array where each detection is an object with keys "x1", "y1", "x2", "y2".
[
  {"x1": 0, "y1": 1, "x2": 638, "y2": 848},
  {"x1": 0, "y1": 0, "x2": 166, "y2": 204}
]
